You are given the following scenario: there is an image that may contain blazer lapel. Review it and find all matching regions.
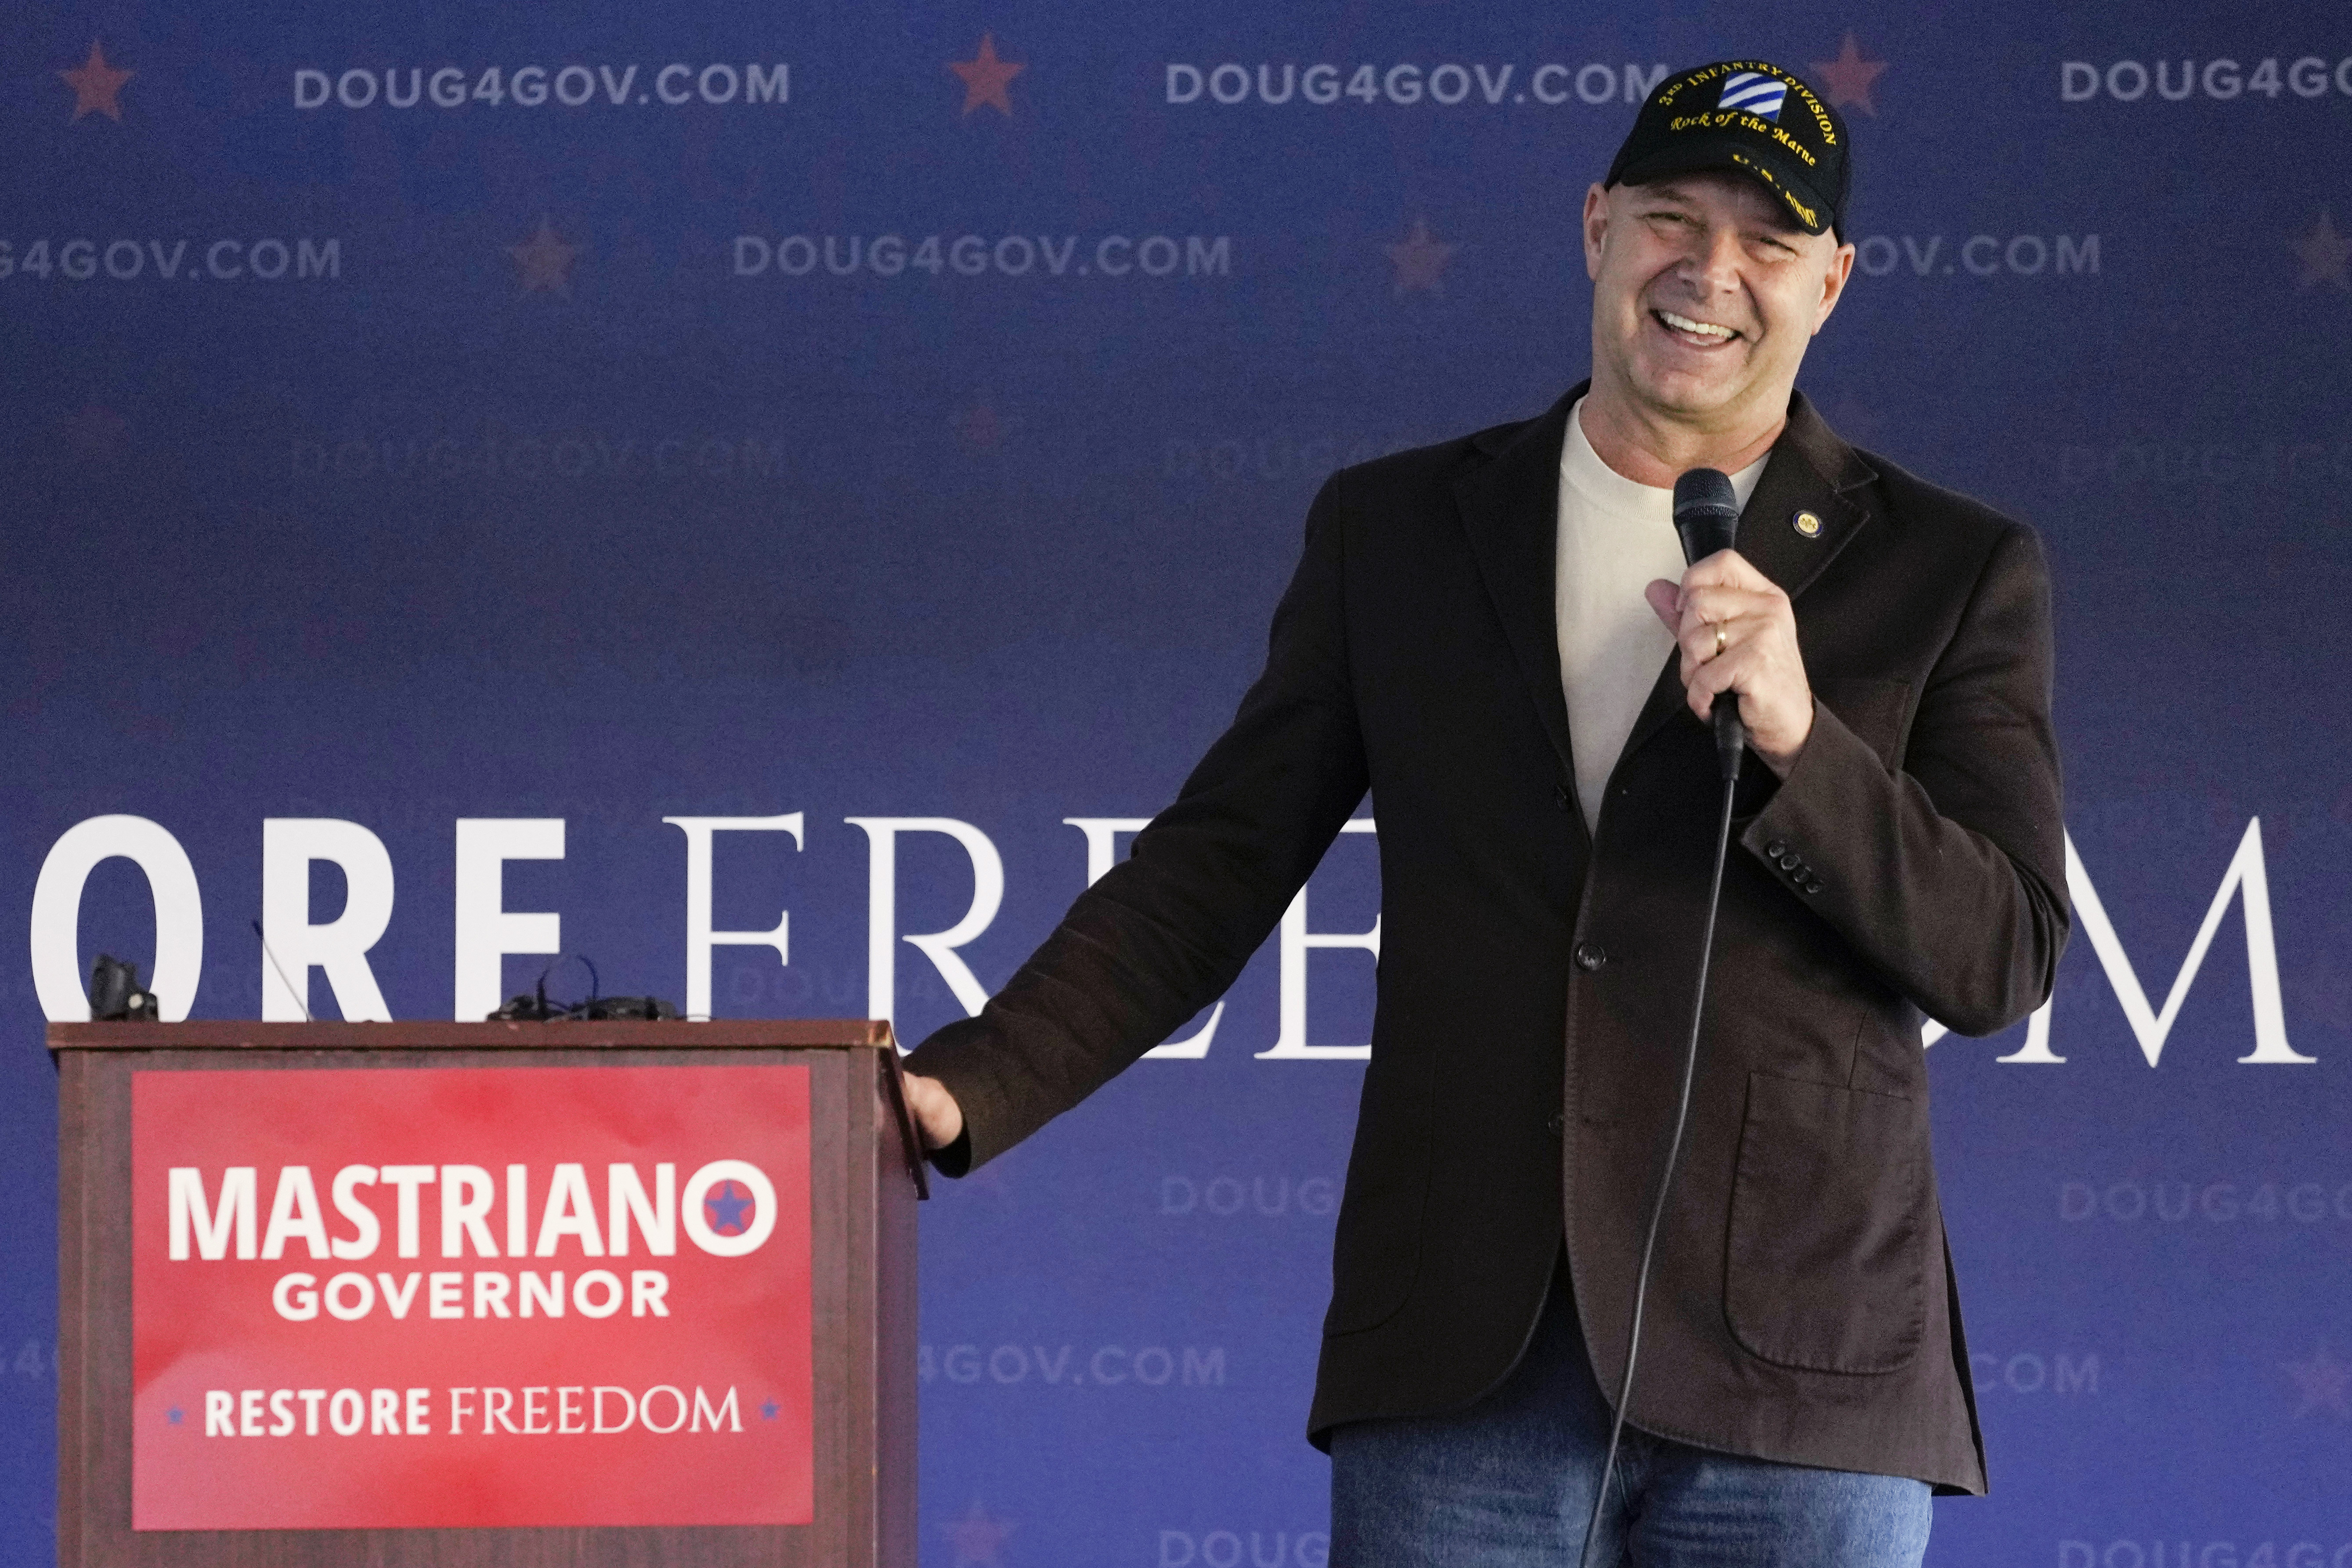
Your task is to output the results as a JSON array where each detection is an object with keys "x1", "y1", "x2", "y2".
[
  {"x1": 1614, "y1": 391, "x2": 1879, "y2": 770},
  {"x1": 1450, "y1": 388, "x2": 1582, "y2": 806},
  {"x1": 1731, "y1": 391, "x2": 1877, "y2": 601}
]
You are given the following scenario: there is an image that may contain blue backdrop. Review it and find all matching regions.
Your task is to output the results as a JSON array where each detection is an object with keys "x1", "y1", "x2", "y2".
[{"x1": 6, "y1": 3, "x2": 2351, "y2": 1564}]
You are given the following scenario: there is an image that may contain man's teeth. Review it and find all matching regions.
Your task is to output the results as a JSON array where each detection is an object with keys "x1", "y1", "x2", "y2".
[{"x1": 1657, "y1": 310, "x2": 1735, "y2": 340}]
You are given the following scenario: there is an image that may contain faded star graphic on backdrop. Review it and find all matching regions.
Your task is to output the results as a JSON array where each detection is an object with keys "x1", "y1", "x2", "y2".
[
  {"x1": 958, "y1": 1157, "x2": 1014, "y2": 1200},
  {"x1": 950, "y1": 35, "x2": 1024, "y2": 117},
  {"x1": 940, "y1": 1499, "x2": 1015, "y2": 1568},
  {"x1": 1811, "y1": 34, "x2": 1887, "y2": 116},
  {"x1": 953, "y1": 401, "x2": 1020, "y2": 453},
  {"x1": 1385, "y1": 218, "x2": 1456, "y2": 297},
  {"x1": 1820, "y1": 395, "x2": 1883, "y2": 448},
  {"x1": 507, "y1": 217, "x2": 580, "y2": 295},
  {"x1": 2284, "y1": 1342, "x2": 2351, "y2": 1417},
  {"x1": 62, "y1": 404, "x2": 129, "y2": 459},
  {"x1": 60, "y1": 40, "x2": 134, "y2": 122},
  {"x1": 2296, "y1": 211, "x2": 2350, "y2": 291},
  {"x1": 2301, "y1": 958, "x2": 2352, "y2": 1031}
]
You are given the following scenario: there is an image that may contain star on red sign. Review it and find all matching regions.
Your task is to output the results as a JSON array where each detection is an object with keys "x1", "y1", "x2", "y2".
[
  {"x1": 507, "y1": 217, "x2": 580, "y2": 295},
  {"x1": 2296, "y1": 210, "x2": 2351, "y2": 291},
  {"x1": 2284, "y1": 1342, "x2": 2351, "y2": 1417},
  {"x1": 60, "y1": 40, "x2": 135, "y2": 122},
  {"x1": 1385, "y1": 217, "x2": 1456, "y2": 297},
  {"x1": 1811, "y1": 33, "x2": 1888, "y2": 116},
  {"x1": 704, "y1": 1180, "x2": 755, "y2": 1235},
  {"x1": 940, "y1": 1499, "x2": 1015, "y2": 1568},
  {"x1": 950, "y1": 34, "x2": 1024, "y2": 117}
]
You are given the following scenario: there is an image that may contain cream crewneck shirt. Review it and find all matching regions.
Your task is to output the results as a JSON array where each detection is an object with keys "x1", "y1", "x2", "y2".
[{"x1": 1556, "y1": 398, "x2": 1767, "y2": 834}]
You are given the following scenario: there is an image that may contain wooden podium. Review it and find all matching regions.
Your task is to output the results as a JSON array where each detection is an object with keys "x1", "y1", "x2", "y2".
[{"x1": 51, "y1": 1020, "x2": 923, "y2": 1568}]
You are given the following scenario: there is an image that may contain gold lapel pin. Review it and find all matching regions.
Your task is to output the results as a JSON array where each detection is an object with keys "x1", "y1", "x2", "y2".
[{"x1": 1792, "y1": 509, "x2": 1823, "y2": 538}]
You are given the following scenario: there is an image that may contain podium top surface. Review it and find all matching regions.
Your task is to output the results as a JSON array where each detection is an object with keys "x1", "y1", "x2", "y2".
[{"x1": 47, "y1": 1019, "x2": 897, "y2": 1054}]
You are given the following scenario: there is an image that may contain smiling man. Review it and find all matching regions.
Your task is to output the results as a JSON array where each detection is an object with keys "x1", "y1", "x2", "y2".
[{"x1": 901, "y1": 60, "x2": 2068, "y2": 1566}]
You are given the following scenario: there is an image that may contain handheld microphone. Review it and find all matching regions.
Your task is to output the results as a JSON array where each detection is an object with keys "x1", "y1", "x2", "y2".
[{"x1": 1670, "y1": 468, "x2": 1746, "y2": 782}]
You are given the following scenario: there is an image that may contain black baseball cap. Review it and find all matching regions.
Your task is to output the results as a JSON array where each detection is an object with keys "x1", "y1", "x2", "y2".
[{"x1": 1604, "y1": 61, "x2": 1850, "y2": 237}]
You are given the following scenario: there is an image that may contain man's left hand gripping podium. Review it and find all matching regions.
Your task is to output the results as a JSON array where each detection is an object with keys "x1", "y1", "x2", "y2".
[{"x1": 50, "y1": 1018, "x2": 923, "y2": 1568}]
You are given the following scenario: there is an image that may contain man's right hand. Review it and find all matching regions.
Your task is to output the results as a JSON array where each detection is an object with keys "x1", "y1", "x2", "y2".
[{"x1": 902, "y1": 1071, "x2": 965, "y2": 1151}]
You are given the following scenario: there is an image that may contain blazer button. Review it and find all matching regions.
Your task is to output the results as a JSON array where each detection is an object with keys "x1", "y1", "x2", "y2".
[
  {"x1": 1574, "y1": 942, "x2": 1607, "y2": 972},
  {"x1": 1805, "y1": 877, "x2": 1824, "y2": 894},
  {"x1": 1764, "y1": 839, "x2": 1788, "y2": 858},
  {"x1": 1546, "y1": 1112, "x2": 1565, "y2": 1135},
  {"x1": 1778, "y1": 852, "x2": 1802, "y2": 870}
]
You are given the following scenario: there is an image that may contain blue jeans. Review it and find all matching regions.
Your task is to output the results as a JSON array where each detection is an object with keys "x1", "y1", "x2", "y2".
[{"x1": 1329, "y1": 1258, "x2": 1931, "y2": 1567}]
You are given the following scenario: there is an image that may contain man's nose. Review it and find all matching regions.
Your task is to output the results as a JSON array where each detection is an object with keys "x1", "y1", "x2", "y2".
[{"x1": 1680, "y1": 225, "x2": 1744, "y2": 295}]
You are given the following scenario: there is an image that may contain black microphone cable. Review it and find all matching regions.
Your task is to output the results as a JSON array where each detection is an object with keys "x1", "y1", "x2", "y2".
[
  {"x1": 1575, "y1": 761, "x2": 1738, "y2": 1568},
  {"x1": 1576, "y1": 468, "x2": 1746, "y2": 1567}
]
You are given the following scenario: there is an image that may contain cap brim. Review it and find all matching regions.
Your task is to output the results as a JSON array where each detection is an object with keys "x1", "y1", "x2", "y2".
[{"x1": 1613, "y1": 141, "x2": 1835, "y2": 235}]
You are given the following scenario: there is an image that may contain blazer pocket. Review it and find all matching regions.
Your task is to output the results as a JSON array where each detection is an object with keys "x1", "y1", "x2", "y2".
[
  {"x1": 1812, "y1": 676, "x2": 1911, "y2": 770},
  {"x1": 1321, "y1": 1155, "x2": 1429, "y2": 1337},
  {"x1": 1724, "y1": 1071, "x2": 1926, "y2": 1374}
]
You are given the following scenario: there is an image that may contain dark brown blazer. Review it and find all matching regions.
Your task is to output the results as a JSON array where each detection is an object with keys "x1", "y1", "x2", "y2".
[{"x1": 907, "y1": 387, "x2": 2069, "y2": 1495}]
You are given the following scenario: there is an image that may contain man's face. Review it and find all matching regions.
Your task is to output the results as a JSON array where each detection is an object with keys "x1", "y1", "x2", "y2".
[{"x1": 1582, "y1": 170, "x2": 1855, "y2": 431}]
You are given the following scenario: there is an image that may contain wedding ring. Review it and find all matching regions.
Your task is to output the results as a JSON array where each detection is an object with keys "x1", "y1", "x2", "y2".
[{"x1": 1712, "y1": 622, "x2": 1728, "y2": 658}]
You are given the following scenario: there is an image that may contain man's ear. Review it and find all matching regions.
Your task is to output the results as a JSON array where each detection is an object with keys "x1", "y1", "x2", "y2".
[
  {"x1": 1810, "y1": 239, "x2": 1857, "y2": 334},
  {"x1": 1582, "y1": 183, "x2": 1611, "y2": 281}
]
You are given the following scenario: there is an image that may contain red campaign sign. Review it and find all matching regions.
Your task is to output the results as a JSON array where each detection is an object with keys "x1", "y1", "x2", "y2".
[{"x1": 130, "y1": 1064, "x2": 813, "y2": 1531}]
